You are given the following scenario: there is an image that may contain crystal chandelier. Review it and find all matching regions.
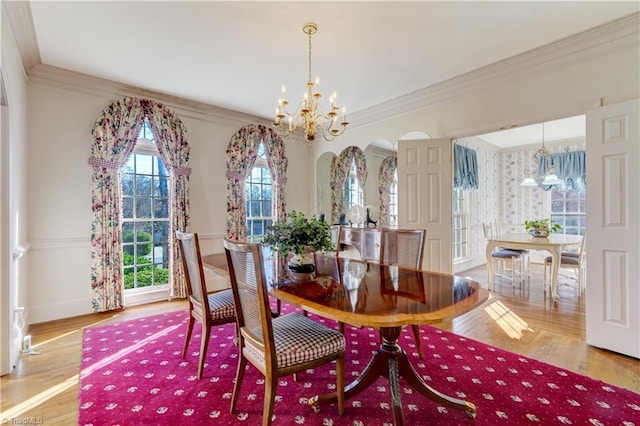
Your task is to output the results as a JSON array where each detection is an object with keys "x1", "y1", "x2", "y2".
[
  {"x1": 520, "y1": 123, "x2": 561, "y2": 187},
  {"x1": 273, "y1": 23, "x2": 348, "y2": 142}
]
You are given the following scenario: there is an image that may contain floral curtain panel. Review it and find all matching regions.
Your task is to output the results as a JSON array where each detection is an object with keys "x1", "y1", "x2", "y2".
[
  {"x1": 88, "y1": 97, "x2": 191, "y2": 312},
  {"x1": 330, "y1": 146, "x2": 367, "y2": 224},
  {"x1": 453, "y1": 144, "x2": 479, "y2": 190},
  {"x1": 329, "y1": 155, "x2": 344, "y2": 224},
  {"x1": 226, "y1": 124, "x2": 287, "y2": 241},
  {"x1": 378, "y1": 155, "x2": 397, "y2": 226},
  {"x1": 145, "y1": 102, "x2": 191, "y2": 299}
]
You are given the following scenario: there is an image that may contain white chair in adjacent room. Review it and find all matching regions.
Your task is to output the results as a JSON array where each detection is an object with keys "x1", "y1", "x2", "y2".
[{"x1": 544, "y1": 234, "x2": 586, "y2": 296}]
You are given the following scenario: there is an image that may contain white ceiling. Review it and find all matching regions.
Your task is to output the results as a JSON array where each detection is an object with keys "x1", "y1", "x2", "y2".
[
  {"x1": 23, "y1": 1, "x2": 639, "y2": 144},
  {"x1": 475, "y1": 115, "x2": 586, "y2": 149}
]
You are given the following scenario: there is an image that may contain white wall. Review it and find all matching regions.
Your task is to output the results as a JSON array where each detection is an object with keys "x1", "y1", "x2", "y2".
[
  {"x1": 1, "y1": 9, "x2": 30, "y2": 373},
  {"x1": 314, "y1": 45, "x2": 639, "y2": 160},
  {"x1": 313, "y1": 45, "x2": 639, "y2": 274},
  {"x1": 25, "y1": 83, "x2": 313, "y2": 323},
  {"x1": 18, "y1": 27, "x2": 640, "y2": 324}
]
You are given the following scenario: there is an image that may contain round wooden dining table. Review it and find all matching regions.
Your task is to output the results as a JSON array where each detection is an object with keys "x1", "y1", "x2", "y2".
[{"x1": 203, "y1": 251, "x2": 489, "y2": 425}]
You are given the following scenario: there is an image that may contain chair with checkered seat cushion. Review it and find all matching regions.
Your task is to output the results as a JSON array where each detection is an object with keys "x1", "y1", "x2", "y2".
[
  {"x1": 176, "y1": 231, "x2": 236, "y2": 379},
  {"x1": 223, "y1": 238, "x2": 345, "y2": 426}
]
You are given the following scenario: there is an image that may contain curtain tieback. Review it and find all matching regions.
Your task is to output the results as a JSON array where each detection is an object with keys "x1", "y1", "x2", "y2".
[
  {"x1": 173, "y1": 166, "x2": 191, "y2": 176},
  {"x1": 88, "y1": 157, "x2": 120, "y2": 170},
  {"x1": 226, "y1": 170, "x2": 244, "y2": 180}
]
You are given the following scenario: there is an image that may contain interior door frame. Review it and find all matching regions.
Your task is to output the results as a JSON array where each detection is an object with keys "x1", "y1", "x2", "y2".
[{"x1": 0, "y1": 72, "x2": 15, "y2": 375}]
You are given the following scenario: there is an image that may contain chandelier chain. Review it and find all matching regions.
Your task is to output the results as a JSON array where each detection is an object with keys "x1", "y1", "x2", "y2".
[{"x1": 307, "y1": 28, "x2": 312, "y2": 84}]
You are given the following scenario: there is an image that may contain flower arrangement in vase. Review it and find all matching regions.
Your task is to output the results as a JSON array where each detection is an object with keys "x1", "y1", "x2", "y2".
[
  {"x1": 262, "y1": 211, "x2": 334, "y2": 280},
  {"x1": 524, "y1": 218, "x2": 562, "y2": 238}
]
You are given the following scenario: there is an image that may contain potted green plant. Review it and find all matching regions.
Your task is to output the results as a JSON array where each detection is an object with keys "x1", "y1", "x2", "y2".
[
  {"x1": 524, "y1": 218, "x2": 562, "y2": 238},
  {"x1": 262, "y1": 211, "x2": 334, "y2": 279}
]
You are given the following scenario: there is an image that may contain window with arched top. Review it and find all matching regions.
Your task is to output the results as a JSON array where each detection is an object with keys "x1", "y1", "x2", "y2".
[
  {"x1": 225, "y1": 124, "x2": 287, "y2": 241},
  {"x1": 389, "y1": 168, "x2": 398, "y2": 227},
  {"x1": 121, "y1": 120, "x2": 170, "y2": 291},
  {"x1": 343, "y1": 159, "x2": 364, "y2": 212},
  {"x1": 331, "y1": 146, "x2": 367, "y2": 224},
  {"x1": 89, "y1": 97, "x2": 191, "y2": 312},
  {"x1": 378, "y1": 155, "x2": 397, "y2": 226},
  {"x1": 245, "y1": 143, "x2": 273, "y2": 242}
]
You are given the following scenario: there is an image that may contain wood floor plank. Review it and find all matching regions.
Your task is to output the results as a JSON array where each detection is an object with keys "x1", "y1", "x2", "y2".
[{"x1": 1, "y1": 264, "x2": 638, "y2": 423}]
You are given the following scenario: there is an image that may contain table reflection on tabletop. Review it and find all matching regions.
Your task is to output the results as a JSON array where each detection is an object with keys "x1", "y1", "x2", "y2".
[{"x1": 270, "y1": 252, "x2": 483, "y2": 329}]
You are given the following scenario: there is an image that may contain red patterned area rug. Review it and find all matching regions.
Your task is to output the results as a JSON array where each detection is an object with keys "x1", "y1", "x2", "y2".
[{"x1": 79, "y1": 306, "x2": 640, "y2": 425}]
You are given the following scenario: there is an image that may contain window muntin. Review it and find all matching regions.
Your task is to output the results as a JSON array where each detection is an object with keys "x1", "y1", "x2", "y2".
[
  {"x1": 343, "y1": 159, "x2": 363, "y2": 212},
  {"x1": 550, "y1": 188, "x2": 586, "y2": 235},
  {"x1": 245, "y1": 143, "x2": 273, "y2": 242},
  {"x1": 121, "y1": 121, "x2": 170, "y2": 290},
  {"x1": 389, "y1": 168, "x2": 398, "y2": 227},
  {"x1": 453, "y1": 188, "x2": 468, "y2": 261}
]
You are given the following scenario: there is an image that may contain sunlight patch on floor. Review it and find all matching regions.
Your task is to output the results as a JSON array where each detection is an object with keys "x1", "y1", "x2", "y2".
[
  {"x1": 0, "y1": 321, "x2": 182, "y2": 420},
  {"x1": 484, "y1": 300, "x2": 533, "y2": 339},
  {"x1": 0, "y1": 374, "x2": 78, "y2": 421},
  {"x1": 31, "y1": 315, "x2": 123, "y2": 350},
  {"x1": 80, "y1": 323, "x2": 183, "y2": 377}
]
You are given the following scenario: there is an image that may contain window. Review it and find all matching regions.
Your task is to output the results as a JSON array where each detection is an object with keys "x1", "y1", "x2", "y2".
[
  {"x1": 550, "y1": 188, "x2": 586, "y2": 235},
  {"x1": 121, "y1": 121, "x2": 170, "y2": 290},
  {"x1": 389, "y1": 168, "x2": 398, "y2": 227},
  {"x1": 245, "y1": 143, "x2": 273, "y2": 242},
  {"x1": 453, "y1": 188, "x2": 468, "y2": 261},
  {"x1": 343, "y1": 159, "x2": 363, "y2": 212}
]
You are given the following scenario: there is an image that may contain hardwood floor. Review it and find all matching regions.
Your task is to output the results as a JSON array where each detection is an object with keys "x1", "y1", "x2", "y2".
[{"x1": 1, "y1": 263, "x2": 638, "y2": 424}]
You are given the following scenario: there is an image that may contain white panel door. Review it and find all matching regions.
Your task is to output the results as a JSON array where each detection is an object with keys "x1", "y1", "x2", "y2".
[
  {"x1": 397, "y1": 138, "x2": 452, "y2": 273},
  {"x1": 586, "y1": 98, "x2": 639, "y2": 358}
]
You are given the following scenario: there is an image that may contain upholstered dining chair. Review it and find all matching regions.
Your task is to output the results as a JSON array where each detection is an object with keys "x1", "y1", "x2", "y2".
[
  {"x1": 379, "y1": 228, "x2": 427, "y2": 359},
  {"x1": 544, "y1": 233, "x2": 586, "y2": 296},
  {"x1": 176, "y1": 231, "x2": 236, "y2": 379},
  {"x1": 223, "y1": 238, "x2": 346, "y2": 426},
  {"x1": 482, "y1": 222, "x2": 527, "y2": 285},
  {"x1": 492, "y1": 222, "x2": 530, "y2": 279}
]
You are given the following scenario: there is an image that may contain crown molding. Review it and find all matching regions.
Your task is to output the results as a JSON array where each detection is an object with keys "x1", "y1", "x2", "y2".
[
  {"x1": 27, "y1": 64, "x2": 269, "y2": 126},
  {"x1": 350, "y1": 13, "x2": 640, "y2": 129},
  {"x1": 7, "y1": 6, "x2": 638, "y2": 127},
  {"x1": 2, "y1": 1, "x2": 40, "y2": 74}
]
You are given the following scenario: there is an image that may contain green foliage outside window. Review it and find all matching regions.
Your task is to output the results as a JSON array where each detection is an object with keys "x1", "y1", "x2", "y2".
[
  {"x1": 123, "y1": 252, "x2": 169, "y2": 289},
  {"x1": 123, "y1": 230, "x2": 153, "y2": 255}
]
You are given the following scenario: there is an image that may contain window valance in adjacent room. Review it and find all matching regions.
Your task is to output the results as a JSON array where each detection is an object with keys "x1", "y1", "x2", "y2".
[
  {"x1": 454, "y1": 144, "x2": 478, "y2": 190},
  {"x1": 539, "y1": 150, "x2": 586, "y2": 191}
]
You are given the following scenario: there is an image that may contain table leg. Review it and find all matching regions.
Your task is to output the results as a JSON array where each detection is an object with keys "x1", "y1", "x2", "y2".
[
  {"x1": 485, "y1": 242, "x2": 496, "y2": 290},
  {"x1": 388, "y1": 357, "x2": 404, "y2": 426},
  {"x1": 549, "y1": 246, "x2": 562, "y2": 302},
  {"x1": 309, "y1": 326, "x2": 477, "y2": 424}
]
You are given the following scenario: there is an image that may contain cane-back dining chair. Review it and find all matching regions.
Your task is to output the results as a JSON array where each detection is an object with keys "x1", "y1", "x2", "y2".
[
  {"x1": 176, "y1": 231, "x2": 236, "y2": 379},
  {"x1": 223, "y1": 238, "x2": 346, "y2": 426},
  {"x1": 379, "y1": 228, "x2": 427, "y2": 359}
]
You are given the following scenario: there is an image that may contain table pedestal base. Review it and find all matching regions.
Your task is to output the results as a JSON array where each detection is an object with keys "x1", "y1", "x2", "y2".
[{"x1": 309, "y1": 326, "x2": 476, "y2": 425}]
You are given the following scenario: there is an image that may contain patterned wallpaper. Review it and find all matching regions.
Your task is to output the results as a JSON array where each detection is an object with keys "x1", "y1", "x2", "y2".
[{"x1": 454, "y1": 138, "x2": 585, "y2": 273}]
